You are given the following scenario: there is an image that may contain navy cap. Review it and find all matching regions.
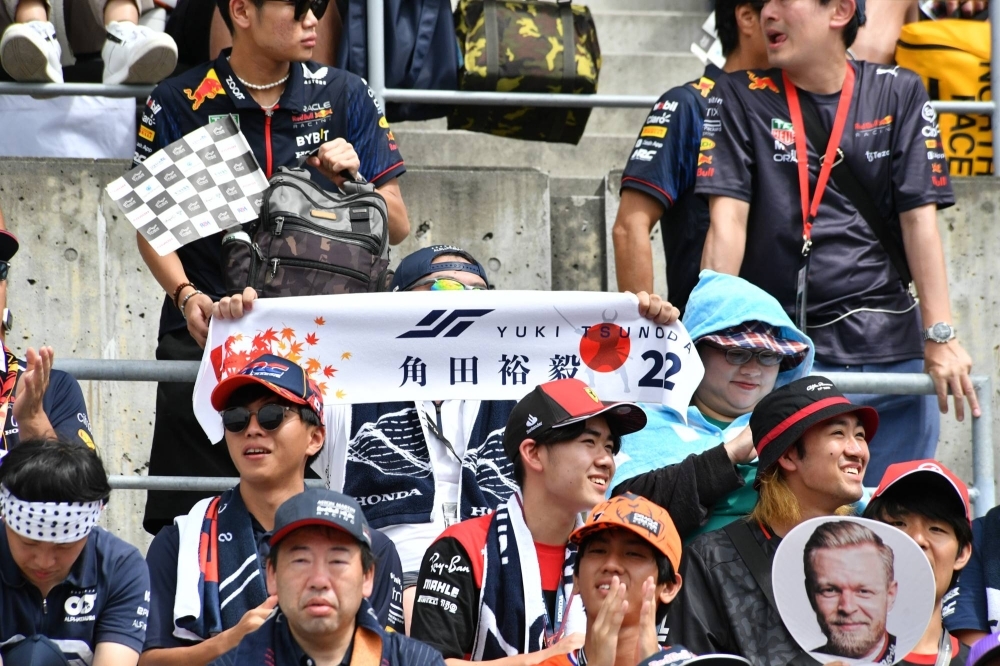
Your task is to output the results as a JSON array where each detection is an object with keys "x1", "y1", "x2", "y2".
[
  {"x1": 270, "y1": 488, "x2": 372, "y2": 550},
  {"x1": 390, "y1": 245, "x2": 490, "y2": 291},
  {"x1": 0, "y1": 230, "x2": 19, "y2": 263},
  {"x1": 3, "y1": 635, "x2": 71, "y2": 666},
  {"x1": 210, "y1": 354, "x2": 324, "y2": 425}
]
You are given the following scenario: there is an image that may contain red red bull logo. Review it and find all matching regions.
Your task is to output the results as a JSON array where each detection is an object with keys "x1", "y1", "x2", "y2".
[
  {"x1": 292, "y1": 108, "x2": 333, "y2": 124},
  {"x1": 748, "y1": 72, "x2": 780, "y2": 94},
  {"x1": 698, "y1": 154, "x2": 713, "y2": 166},
  {"x1": 184, "y1": 69, "x2": 226, "y2": 111},
  {"x1": 690, "y1": 77, "x2": 715, "y2": 98}
]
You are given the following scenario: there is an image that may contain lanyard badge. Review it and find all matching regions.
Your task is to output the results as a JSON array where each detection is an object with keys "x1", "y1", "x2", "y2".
[{"x1": 783, "y1": 64, "x2": 856, "y2": 331}]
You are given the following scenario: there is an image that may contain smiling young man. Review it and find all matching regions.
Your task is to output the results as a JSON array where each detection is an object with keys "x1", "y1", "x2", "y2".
[
  {"x1": 537, "y1": 493, "x2": 691, "y2": 666},
  {"x1": 864, "y1": 460, "x2": 974, "y2": 666},
  {"x1": 697, "y1": 0, "x2": 978, "y2": 484},
  {"x1": 135, "y1": 0, "x2": 410, "y2": 536},
  {"x1": 668, "y1": 376, "x2": 879, "y2": 666},
  {"x1": 140, "y1": 355, "x2": 403, "y2": 666},
  {"x1": 209, "y1": 488, "x2": 444, "y2": 666},
  {"x1": 0, "y1": 439, "x2": 150, "y2": 666},
  {"x1": 613, "y1": 270, "x2": 813, "y2": 539}
]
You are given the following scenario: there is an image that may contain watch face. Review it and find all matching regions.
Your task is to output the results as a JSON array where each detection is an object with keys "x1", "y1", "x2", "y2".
[{"x1": 932, "y1": 323, "x2": 952, "y2": 340}]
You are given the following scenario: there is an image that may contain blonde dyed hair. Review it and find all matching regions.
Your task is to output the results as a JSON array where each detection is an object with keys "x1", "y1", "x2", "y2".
[{"x1": 749, "y1": 464, "x2": 853, "y2": 529}]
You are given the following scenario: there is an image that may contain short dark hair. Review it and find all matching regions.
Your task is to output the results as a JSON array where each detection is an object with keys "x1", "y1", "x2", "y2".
[
  {"x1": 227, "y1": 385, "x2": 324, "y2": 467},
  {"x1": 0, "y1": 439, "x2": 111, "y2": 504},
  {"x1": 817, "y1": 0, "x2": 860, "y2": 47},
  {"x1": 216, "y1": 0, "x2": 266, "y2": 34},
  {"x1": 574, "y1": 531, "x2": 676, "y2": 623},
  {"x1": 267, "y1": 528, "x2": 376, "y2": 573},
  {"x1": 863, "y1": 478, "x2": 972, "y2": 587},
  {"x1": 511, "y1": 420, "x2": 622, "y2": 487},
  {"x1": 715, "y1": 0, "x2": 764, "y2": 57}
]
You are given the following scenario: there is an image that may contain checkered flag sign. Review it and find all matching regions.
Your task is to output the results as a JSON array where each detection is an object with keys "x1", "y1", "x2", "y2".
[{"x1": 106, "y1": 116, "x2": 269, "y2": 256}]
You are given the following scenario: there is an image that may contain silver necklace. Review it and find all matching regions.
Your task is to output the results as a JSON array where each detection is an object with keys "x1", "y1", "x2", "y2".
[{"x1": 227, "y1": 57, "x2": 289, "y2": 90}]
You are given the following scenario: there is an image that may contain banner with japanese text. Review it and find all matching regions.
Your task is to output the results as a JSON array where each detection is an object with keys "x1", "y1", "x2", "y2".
[{"x1": 193, "y1": 290, "x2": 705, "y2": 441}]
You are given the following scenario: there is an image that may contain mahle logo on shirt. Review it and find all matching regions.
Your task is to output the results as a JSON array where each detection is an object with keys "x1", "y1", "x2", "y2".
[{"x1": 771, "y1": 119, "x2": 795, "y2": 148}]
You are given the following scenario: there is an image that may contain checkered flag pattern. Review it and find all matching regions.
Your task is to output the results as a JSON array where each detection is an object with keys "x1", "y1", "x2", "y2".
[{"x1": 106, "y1": 116, "x2": 269, "y2": 256}]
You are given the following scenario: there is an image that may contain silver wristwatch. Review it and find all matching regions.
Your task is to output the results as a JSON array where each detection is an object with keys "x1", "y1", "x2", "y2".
[{"x1": 923, "y1": 322, "x2": 956, "y2": 343}]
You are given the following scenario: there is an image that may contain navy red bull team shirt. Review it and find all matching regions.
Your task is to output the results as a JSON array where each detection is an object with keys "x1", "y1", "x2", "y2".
[
  {"x1": 0, "y1": 526, "x2": 150, "y2": 664},
  {"x1": 135, "y1": 49, "x2": 405, "y2": 338},
  {"x1": 694, "y1": 62, "x2": 954, "y2": 364},
  {"x1": 619, "y1": 64, "x2": 724, "y2": 313}
]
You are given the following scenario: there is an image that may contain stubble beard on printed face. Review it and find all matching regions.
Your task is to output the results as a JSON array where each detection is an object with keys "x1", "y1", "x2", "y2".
[{"x1": 821, "y1": 614, "x2": 886, "y2": 659}]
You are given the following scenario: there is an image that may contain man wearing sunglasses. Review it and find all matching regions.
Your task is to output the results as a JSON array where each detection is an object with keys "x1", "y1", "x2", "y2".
[
  {"x1": 613, "y1": 270, "x2": 813, "y2": 539},
  {"x1": 139, "y1": 354, "x2": 405, "y2": 666},
  {"x1": 0, "y1": 225, "x2": 96, "y2": 455},
  {"x1": 134, "y1": 0, "x2": 411, "y2": 536}
]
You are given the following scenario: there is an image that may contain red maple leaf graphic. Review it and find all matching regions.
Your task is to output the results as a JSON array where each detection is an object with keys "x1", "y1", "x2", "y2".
[
  {"x1": 261, "y1": 327, "x2": 279, "y2": 344},
  {"x1": 314, "y1": 316, "x2": 326, "y2": 326},
  {"x1": 305, "y1": 358, "x2": 322, "y2": 375},
  {"x1": 305, "y1": 332, "x2": 319, "y2": 346},
  {"x1": 323, "y1": 365, "x2": 337, "y2": 378},
  {"x1": 317, "y1": 381, "x2": 329, "y2": 395},
  {"x1": 289, "y1": 341, "x2": 304, "y2": 356},
  {"x1": 281, "y1": 327, "x2": 295, "y2": 341}
]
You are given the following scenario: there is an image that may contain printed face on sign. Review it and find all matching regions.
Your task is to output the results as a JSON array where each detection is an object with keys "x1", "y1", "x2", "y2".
[{"x1": 772, "y1": 516, "x2": 935, "y2": 666}]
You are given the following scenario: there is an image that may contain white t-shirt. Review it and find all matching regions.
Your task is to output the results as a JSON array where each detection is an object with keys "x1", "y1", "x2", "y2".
[
  {"x1": 317, "y1": 399, "x2": 482, "y2": 573},
  {"x1": 0, "y1": 96, "x2": 135, "y2": 159}
]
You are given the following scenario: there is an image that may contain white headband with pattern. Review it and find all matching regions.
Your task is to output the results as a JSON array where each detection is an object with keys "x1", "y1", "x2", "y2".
[{"x1": 0, "y1": 484, "x2": 103, "y2": 543}]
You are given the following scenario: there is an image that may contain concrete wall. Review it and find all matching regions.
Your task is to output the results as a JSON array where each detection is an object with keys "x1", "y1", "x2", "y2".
[{"x1": 0, "y1": 158, "x2": 996, "y2": 553}]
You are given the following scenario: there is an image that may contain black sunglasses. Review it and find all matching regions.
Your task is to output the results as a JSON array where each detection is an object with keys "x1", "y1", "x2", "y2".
[
  {"x1": 0, "y1": 261, "x2": 9, "y2": 281},
  {"x1": 267, "y1": 0, "x2": 329, "y2": 21},
  {"x1": 221, "y1": 403, "x2": 298, "y2": 433}
]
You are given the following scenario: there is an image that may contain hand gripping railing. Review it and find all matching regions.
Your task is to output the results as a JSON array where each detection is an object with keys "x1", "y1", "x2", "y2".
[{"x1": 53, "y1": 359, "x2": 995, "y2": 516}]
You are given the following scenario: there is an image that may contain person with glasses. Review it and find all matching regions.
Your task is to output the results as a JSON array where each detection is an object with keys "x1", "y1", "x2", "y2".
[
  {"x1": 139, "y1": 354, "x2": 405, "y2": 666},
  {"x1": 212, "y1": 244, "x2": 680, "y2": 632},
  {"x1": 133, "y1": 0, "x2": 411, "y2": 538},
  {"x1": 613, "y1": 270, "x2": 813, "y2": 539},
  {"x1": 0, "y1": 226, "x2": 96, "y2": 454}
]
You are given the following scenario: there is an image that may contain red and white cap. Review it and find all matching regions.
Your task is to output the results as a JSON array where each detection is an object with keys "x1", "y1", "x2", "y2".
[{"x1": 872, "y1": 459, "x2": 971, "y2": 523}]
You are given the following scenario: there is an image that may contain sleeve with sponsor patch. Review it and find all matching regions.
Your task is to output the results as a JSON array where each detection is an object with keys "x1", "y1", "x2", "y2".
[
  {"x1": 620, "y1": 87, "x2": 704, "y2": 209},
  {"x1": 409, "y1": 537, "x2": 479, "y2": 659},
  {"x1": 370, "y1": 529, "x2": 406, "y2": 632},
  {"x1": 693, "y1": 75, "x2": 756, "y2": 203},
  {"x1": 942, "y1": 517, "x2": 991, "y2": 634},
  {"x1": 95, "y1": 543, "x2": 151, "y2": 653},
  {"x1": 134, "y1": 90, "x2": 183, "y2": 168},
  {"x1": 346, "y1": 77, "x2": 405, "y2": 187},
  {"x1": 42, "y1": 370, "x2": 95, "y2": 450},
  {"x1": 892, "y1": 71, "x2": 955, "y2": 211}
]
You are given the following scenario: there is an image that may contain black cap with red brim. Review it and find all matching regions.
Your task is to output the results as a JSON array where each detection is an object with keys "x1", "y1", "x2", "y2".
[{"x1": 502, "y1": 378, "x2": 646, "y2": 463}]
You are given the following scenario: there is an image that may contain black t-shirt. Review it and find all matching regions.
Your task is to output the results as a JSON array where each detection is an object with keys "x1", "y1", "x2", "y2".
[
  {"x1": 1, "y1": 357, "x2": 95, "y2": 452},
  {"x1": 695, "y1": 62, "x2": 954, "y2": 364},
  {"x1": 135, "y1": 50, "x2": 405, "y2": 339},
  {"x1": 899, "y1": 634, "x2": 969, "y2": 666},
  {"x1": 620, "y1": 65, "x2": 724, "y2": 313}
]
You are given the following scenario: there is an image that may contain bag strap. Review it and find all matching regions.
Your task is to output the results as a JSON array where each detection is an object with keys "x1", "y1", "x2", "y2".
[
  {"x1": 797, "y1": 94, "x2": 913, "y2": 287},
  {"x1": 723, "y1": 521, "x2": 820, "y2": 666},
  {"x1": 483, "y1": 0, "x2": 500, "y2": 91}
]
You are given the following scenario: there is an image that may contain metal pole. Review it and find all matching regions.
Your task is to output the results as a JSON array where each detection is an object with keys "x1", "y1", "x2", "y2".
[
  {"x1": 992, "y1": 0, "x2": 1000, "y2": 176},
  {"x1": 109, "y1": 475, "x2": 327, "y2": 491},
  {"x1": 53, "y1": 359, "x2": 200, "y2": 382},
  {"x1": 971, "y1": 377, "x2": 996, "y2": 516},
  {"x1": 0, "y1": 82, "x2": 152, "y2": 97},
  {"x1": 366, "y1": 0, "x2": 387, "y2": 111}
]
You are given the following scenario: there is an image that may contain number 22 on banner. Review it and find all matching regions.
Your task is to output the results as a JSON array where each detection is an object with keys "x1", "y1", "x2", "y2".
[{"x1": 639, "y1": 351, "x2": 682, "y2": 389}]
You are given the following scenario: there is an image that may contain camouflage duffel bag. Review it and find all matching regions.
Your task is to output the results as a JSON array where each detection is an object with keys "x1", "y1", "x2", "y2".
[
  {"x1": 448, "y1": 0, "x2": 601, "y2": 145},
  {"x1": 222, "y1": 167, "x2": 391, "y2": 298}
]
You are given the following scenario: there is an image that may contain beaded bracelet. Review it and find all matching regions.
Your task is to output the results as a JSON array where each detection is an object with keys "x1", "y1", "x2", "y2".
[{"x1": 172, "y1": 282, "x2": 195, "y2": 309}]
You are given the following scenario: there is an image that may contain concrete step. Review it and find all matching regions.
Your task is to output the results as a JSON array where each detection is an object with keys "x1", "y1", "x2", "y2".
[
  {"x1": 392, "y1": 128, "x2": 635, "y2": 178},
  {"x1": 550, "y1": 177, "x2": 606, "y2": 291},
  {"x1": 592, "y1": 10, "x2": 706, "y2": 54},
  {"x1": 587, "y1": 0, "x2": 710, "y2": 11},
  {"x1": 597, "y1": 52, "x2": 704, "y2": 96}
]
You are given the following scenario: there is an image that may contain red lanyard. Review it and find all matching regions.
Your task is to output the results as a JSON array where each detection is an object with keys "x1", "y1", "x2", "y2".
[{"x1": 783, "y1": 64, "x2": 855, "y2": 255}]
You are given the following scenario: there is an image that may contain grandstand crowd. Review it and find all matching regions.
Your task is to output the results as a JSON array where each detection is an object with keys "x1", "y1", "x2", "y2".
[{"x1": 0, "y1": 0, "x2": 998, "y2": 665}]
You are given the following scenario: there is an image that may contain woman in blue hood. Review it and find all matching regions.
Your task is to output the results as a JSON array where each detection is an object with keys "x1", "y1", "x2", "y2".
[{"x1": 613, "y1": 270, "x2": 814, "y2": 538}]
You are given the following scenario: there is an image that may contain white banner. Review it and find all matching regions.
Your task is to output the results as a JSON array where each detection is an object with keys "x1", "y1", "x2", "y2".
[{"x1": 193, "y1": 290, "x2": 705, "y2": 439}]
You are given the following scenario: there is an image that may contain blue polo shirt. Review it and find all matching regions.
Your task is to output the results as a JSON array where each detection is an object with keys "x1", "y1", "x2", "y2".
[{"x1": 0, "y1": 525, "x2": 150, "y2": 662}]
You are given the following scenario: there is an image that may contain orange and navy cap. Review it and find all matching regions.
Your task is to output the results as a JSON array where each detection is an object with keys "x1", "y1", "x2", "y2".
[
  {"x1": 570, "y1": 493, "x2": 682, "y2": 572},
  {"x1": 872, "y1": 459, "x2": 971, "y2": 523},
  {"x1": 501, "y1": 378, "x2": 646, "y2": 463},
  {"x1": 210, "y1": 354, "x2": 324, "y2": 425},
  {"x1": 749, "y1": 376, "x2": 878, "y2": 488}
]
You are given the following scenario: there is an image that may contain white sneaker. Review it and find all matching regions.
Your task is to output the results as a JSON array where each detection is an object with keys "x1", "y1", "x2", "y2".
[
  {"x1": 102, "y1": 21, "x2": 177, "y2": 85},
  {"x1": 0, "y1": 21, "x2": 63, "y2": 83}
]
